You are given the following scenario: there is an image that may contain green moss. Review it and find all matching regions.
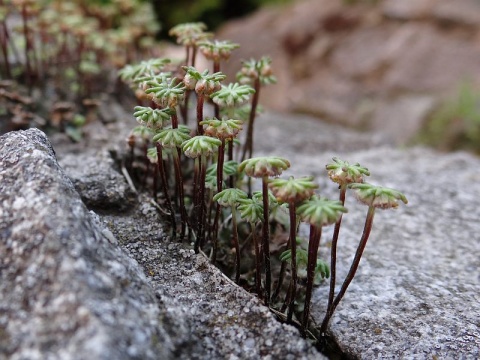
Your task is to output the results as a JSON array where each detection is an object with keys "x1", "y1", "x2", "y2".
[{"x1": 416, "y1": 82, "x2": 480, "y2": 153}]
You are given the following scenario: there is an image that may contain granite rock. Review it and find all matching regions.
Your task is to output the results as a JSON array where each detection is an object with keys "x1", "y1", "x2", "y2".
[
  {"x1": 253, "y1": 112, "x2": 480, "y2": 359},
  {"x1": 313, "y1": 148, "x2": 480, "y2": 359},
  {"x1": 370, "y1": 95, "x2": 437, "y2": 144},
  {"x1": 59, "y1": 149, "x2": 137, "y2": 212},
  {"x1": 0, "y1": 129, "x2": 180, "y2": 360},
  {"x1": 3, "y1": 108, "x2": 479, "y2": 359}
]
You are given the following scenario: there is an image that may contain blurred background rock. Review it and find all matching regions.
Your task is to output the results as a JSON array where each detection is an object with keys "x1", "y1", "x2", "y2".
[
  {"x1": 2, "y1": 0, "x2": 480, "y2": 153},
  {"x1": 208, "y1": 0, "x2": 480, "y2": 151}
]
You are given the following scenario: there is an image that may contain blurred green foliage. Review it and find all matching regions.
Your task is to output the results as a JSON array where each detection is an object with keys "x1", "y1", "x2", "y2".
[
  {"x1": 152, "y1": 0, "x2": 292, "y2": 39},
  {"x1": 0, "y1": 0, "x2": 160, "y2": 135},
  {"x1": 417, "y1": 82, "x2": 480, "y2": 153}
]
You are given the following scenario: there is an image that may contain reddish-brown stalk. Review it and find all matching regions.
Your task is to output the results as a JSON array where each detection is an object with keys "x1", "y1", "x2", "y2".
[
  {"x1": 261, "y1": 176, "x2": 272, "y2": 306},
  {"x1": 21, "y1": 3, "x2": 33, "y2": 93},
  {"x1": 323, "y1": 185, "x2": 347, "y2": 332},
  {"x1": 156, "y1": 143, "x2": 176, "y2": 239},
  {"x1": 196, "y1": 93, "x2": 204, "y2": 135},
  {"x1": 241, "y1": 77, "x2": 260, "y2": 162},
  {"x1": 286, "y1": 201, "x2": 298, "y2": 323},
  {"x1": 302, "y1": 224, "x2": 322, "y2": 330},
  {"x1": 0, "y1": 6, "x2": 11, "y2": 78}
]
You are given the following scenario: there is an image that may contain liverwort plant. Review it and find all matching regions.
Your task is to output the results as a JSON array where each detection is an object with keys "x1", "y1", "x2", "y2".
[
  {"x1": 169, "y1": 22, "x2": 210, "y2": 67},
  {"x1": 153, "y1": 125, "x2": 191, "y2": 239},
  {"x1": 213, "y1": 188, "x2": 248, "y2": 283},
  {"x1": 119, "y1": 58, "x2": 171, "y2": 84},
  {"x1": 239, "y1": 156, "x2": 290, "y2": 306},
  {"x1": 119, "y1": 22, "x2": 409, "y2": 348},
  {"x1": 211, "y1": 83, "x2": 255, "y2": 118},
  {"x1": 169, "y1": 22, "x2": 211, "y2": 125},
  {"x1": 130, "y1": 82, "x2": 180, "y2": 239},
  {"x1": 145, "y1": 75, "x2": 185, "y2": 121},
  {"x1": 128, "y1": 125, "x2": 154, "y2": 185},
  {"x1": 199, "y1": 39, "x2": 240, "y2": 74},
  {"x1": 182, "y1": 135, "x2": 222, "y2": 251},
  {"x1": 238, "y1": 57, "x2": 277, "y2": 162},
  {"x1": 199, "y1": 39, "x2": 240, "y2": 119},
  {"x1": 296, "y1": 196, "x2": 347, "y2": 332},
  {"x1": 200, "y1": 117, "x2": 244, "y2": 247},
  {"x1": 132, "y1": 106, "x2": 171, "y2": 189},
  {"x1": 133, "y1": 106, "x2": 173, "y2": 130},
  {"x1": 201, "y1": 118, "x2": 243, "y2": 191},
  {"x1": 143, "y1": 73, "x2": 188, "y2": 238},
  {"x1": 2, "y1": 0, "x2": 161, "y2": 133},
  {"x1": 182, "y1": 66, "x2": 225, "y2": 135},
  {"x1": 320, "y1": 183, "x2": 408, "y2": 336},
  {"x1": 238, "y1": 197, "x2": 264, "y2": 297},
  {"x1": 323, "y1": 157, "x2": 370, "y2": 332},
  {"x1": 211, "y1": 83, "x2": 255, "y2": 169},
  {"x1": 269, "y1": 176, "x2": 318, "y2": 322},
  {"x1": 146, "y1": 146, "x2": 159, "y2": 200},
  {"x1": 12, "y1": 0, "x2": 37, "y2": 94},
  {"x1": 0, "y1": 3, "x2": 12, "y2": 79}
]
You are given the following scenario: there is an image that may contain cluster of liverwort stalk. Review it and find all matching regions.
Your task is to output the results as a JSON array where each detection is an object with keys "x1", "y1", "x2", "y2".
[
  {"x1": 0, "y1": 0, "x2": 158, "y2": 97},
  {"x1": 119, "y1": 22, "x2": 408, "y2": 344},
  {"x1": 0, "y1": 0, "x2": 159, "y2": 137}
]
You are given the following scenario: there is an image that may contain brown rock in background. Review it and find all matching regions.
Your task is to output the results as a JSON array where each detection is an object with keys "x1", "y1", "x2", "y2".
[
  {"x1": 216, "y1": 0, "x2": 480, "y2": 144},
  {"x1": 382, "y1": 0, "x2": 436, "y2": 20}
]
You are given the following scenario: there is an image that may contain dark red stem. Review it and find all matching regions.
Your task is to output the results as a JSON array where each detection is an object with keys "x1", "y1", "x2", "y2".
[
  {"x1": 171, "y1": 112, "x2": 179, "y2": 128},
  {"x1": 0, "y1": 18, "x2": 11, "y2": 78},
  {"x1": 227, "y1": 140, "x2": 234, "y2": 188},
  {"x1": 192, "y1": 157, "x2": 200, "y2": 245},
  {"x1": 323, "y1": 185, "x2": 347, "y2": 332},
  {"x1": 272, "y1": 251, "x2": 288, "y2": 303},
  {"x1": 286, "y1": 201, "x2": 298, "y2": 323},
  {"x1": 231, "y1": 207, "x2": 241, "y2": 283},
  {"x1": 320, "y1": 206, "x2": 376, "y2": 335},
  {"x1": 152, "y1": 160, "x2": 158, "y2": 201},
  {"x1": 21, "y1": 4, "x2": 32, "y2": 94},
  {"x1": 185, "y1": 45, "x2": 190, "y2": 67},
  {"x1": 252, "y1": 221, "x2": 263, "y2": 299},
  {"x1": 241, "y1": 77, "x2": 260, "y2": 162},
  {"x1": 194, "y1": 155, "x2": 206, "y2": 252},
  {"x1": 191, "y1": 45, "x2": 197, "y2": 67},
  {"x1": 172, "y1": 149, "x2": 188, "y2": 239},
  {"x1": 302, "y1": 224, "x2": 322, "y2": 331},
  {"x1": 156, "y1": 143, "x2": 176, "y2": 240},
  {"x1": 196, "y1": 93, "x2": 204, "y2": 135},
  {"x1": 211, "y1": 140, "x2": 225, "y2": 259},
  {"x1": 181, "y1": 90, "x2": 191, "y2": 125},
  {"x1": 262, "y1": 176, "x2": 271, "y2": 306},
  {"x1": 213, "y1": 60, "x2": 220, "y2": 119}
]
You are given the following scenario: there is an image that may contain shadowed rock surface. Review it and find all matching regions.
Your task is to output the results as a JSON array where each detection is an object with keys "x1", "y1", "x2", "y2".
[
  {"x1": 0, "y1": 129, "x2": 178, "y2": 360},
  {"x1": 59, "y1": 149, "x2": 137, "y2": 212}
]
